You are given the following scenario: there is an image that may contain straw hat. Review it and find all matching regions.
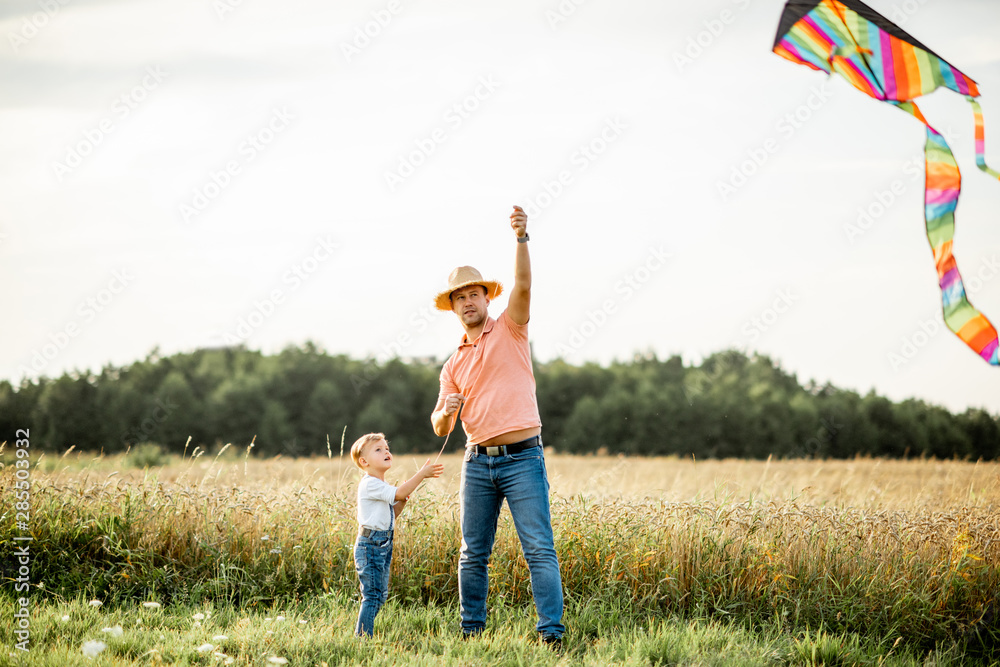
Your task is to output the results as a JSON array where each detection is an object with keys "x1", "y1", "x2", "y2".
[{"x1": 434, "y1": 266, "x2": 503, "y2": 311}]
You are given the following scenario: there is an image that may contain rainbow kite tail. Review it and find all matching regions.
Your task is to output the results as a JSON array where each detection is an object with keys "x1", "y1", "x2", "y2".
[
  {"x1": 893, "y1": 100, "x2": 1000, "y2": 365},
  {"x1": 968, "y1": 96, "x2": 1000, "y2": 180}
]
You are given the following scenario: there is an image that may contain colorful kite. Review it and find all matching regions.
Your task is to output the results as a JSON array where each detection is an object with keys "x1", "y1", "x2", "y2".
[{"x1": 773, "y1": 0, "x2": 1000, "y2": 365}]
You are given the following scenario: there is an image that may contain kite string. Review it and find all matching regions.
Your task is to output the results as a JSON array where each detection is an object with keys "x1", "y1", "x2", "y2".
[
  {"x1": 434, "y1": 325, "x2": 491, "y2": 462},
  {"x1": 434, "y1": 398, "x2": 463, "y2": 463},
  {"x1": 434, "y1": 319, "x2": 492, "y2": 463}
]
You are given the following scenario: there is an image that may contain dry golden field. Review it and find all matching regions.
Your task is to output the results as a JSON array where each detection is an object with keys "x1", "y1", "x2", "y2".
[{"x1": 33, "y1": 447, "x2": 1000, "y2": 512}]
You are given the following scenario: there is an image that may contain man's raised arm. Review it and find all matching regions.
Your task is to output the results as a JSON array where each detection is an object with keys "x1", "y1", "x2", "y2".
[{"x1": 508, "y1": 204, "x2": 531, "y2": 326}]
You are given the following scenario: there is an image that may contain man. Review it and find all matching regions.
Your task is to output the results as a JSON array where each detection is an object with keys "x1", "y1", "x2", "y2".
[{"x1": 430, "y1": 205, "x2": 564, "y2": 647}]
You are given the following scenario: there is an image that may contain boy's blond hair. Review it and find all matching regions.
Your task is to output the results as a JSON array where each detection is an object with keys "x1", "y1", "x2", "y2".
[{"x1": 350, "y1": 432, "x2": 386, "y2": 469}]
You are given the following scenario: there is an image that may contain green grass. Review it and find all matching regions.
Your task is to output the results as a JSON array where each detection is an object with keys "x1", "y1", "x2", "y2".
[{"x1": 0, "y1": 595, "x2": 983, "y2": 666}]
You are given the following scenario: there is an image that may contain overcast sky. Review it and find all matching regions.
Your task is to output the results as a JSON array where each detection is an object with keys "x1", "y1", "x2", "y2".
[{"x1": 3, "y1": 0, "x2": 999, "y2": 415}]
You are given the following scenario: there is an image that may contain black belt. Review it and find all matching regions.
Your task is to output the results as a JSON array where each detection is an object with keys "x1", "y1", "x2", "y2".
[{"x1": 470, "y1": 435, "x2": 540, "y2": 457}]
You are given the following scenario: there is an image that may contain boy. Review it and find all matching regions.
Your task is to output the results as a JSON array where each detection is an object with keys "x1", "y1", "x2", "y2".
[{"x1": 350, "y1": 432, "x2": 443, "y2": 637}]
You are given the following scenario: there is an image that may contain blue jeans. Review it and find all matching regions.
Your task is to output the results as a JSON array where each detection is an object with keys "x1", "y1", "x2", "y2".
[
  {"x1": 354, "y1": 528, "x2": 393, "y2": 636},
  {"x1": 459, "y1": 440, "x2": 564, "y2": 638}
]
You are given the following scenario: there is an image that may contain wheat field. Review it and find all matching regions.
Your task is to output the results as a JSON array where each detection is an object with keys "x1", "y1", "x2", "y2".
[
  {"x1": 2, "y1": 448, "x2": 999, "y2": 665},
  {"x1": 35, "y1": 447, "x2": 1000, "y2": 509}
]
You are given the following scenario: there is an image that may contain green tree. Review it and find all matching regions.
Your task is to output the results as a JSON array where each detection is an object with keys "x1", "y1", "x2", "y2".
[
  {"x1": 2, "y1": 344, "x2": 997, "y2": 460},
  {"x1": 209, "y1": 374, "x2": 270, "y2": 449},
  {"x1": 153, "y1": 369, "x2": 206, "y2": 450},
  {"x1": 958, "y1": 408, "x2": 1000, "y2": 459},
  {"x1": 302, "y1": 379, "x2": 351, "y2": 450},
  {"x1": 35, "y1": 374, "x2": 101, "y2": 451}
]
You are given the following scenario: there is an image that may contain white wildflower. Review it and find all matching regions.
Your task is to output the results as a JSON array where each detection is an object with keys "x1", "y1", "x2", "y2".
[
  {"x1": 192, "y1": 613, "x2": 206, "y2": 621},
  {"x1": 196, "y1": 643, "x2": 214, "y2": 653},
  {"x1": 142, "y1": 602, "x2": 161, "y2": 609},
  {"x1": 81, "y1": 640, "x2": 107, "y2": 658},
  {"x1": 61, "y1": 615, "x2": 70, "y2": 622},
  {"x1": 88, "y1": 600, "x2": 103, "y2": 608},
  {"x1": 268, "y1": 658, "x2": 288, "y2": 665},
  {"x1": 101, "y1": 625, "x2": 124, "y2": 637}
]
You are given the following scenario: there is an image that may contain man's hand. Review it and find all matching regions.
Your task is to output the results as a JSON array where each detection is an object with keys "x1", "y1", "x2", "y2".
[
  {"x1": 431, "y1": 393, "x2": 464, "y2": 436},
  {"x1": 443, "y1": 393, "x2": 465, "y2": 416},
  {"x1": 511, "y1": 205, "x2": 527, "y2": 238},
  {"x1": 431, "y1": 394, "x2": 465, "y2": 438}
]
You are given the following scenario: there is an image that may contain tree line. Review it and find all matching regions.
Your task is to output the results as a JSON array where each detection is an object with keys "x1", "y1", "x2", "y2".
[{"x1": 1, "y1": 344, "x2": 997, "y2": 459}]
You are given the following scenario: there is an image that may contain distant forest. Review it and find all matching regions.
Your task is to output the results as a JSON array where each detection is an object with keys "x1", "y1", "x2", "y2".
[{"x1": 1, "y1": 344, "x2": 997, "y2": 459}]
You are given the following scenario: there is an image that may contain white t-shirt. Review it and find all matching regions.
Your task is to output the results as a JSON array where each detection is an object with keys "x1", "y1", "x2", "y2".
[{"x1": 357, "y1": 474, "x2": 398, "y2": 531}]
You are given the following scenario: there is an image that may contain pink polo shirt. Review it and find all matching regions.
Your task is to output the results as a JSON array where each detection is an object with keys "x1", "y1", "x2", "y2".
[{"x1": 438, "y1": 309, "x2": 541, "y2": 445}]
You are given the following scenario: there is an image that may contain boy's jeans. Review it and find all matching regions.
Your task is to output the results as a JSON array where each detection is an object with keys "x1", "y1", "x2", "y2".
[
  {"x1": 354, "y1": 528, "x2": 393, "y2": 636},
  {"x1": 459, "y1": 440, "x2": 565, "y2": 638}
]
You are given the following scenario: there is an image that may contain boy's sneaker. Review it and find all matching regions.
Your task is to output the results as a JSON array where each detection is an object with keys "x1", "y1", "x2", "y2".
[{"x1": 540, "y1": 634, "x2": 562, "y2": 653}]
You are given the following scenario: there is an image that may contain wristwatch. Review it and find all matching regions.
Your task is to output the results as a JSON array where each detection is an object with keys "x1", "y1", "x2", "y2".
[{"x1": 517, "y1": 233, "x2": 530, "y2": 243}]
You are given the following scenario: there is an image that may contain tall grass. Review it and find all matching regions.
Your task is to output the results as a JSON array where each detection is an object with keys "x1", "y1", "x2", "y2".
[{"x1": 2, "y1": 454, "x2": 997, "y2": 660}]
